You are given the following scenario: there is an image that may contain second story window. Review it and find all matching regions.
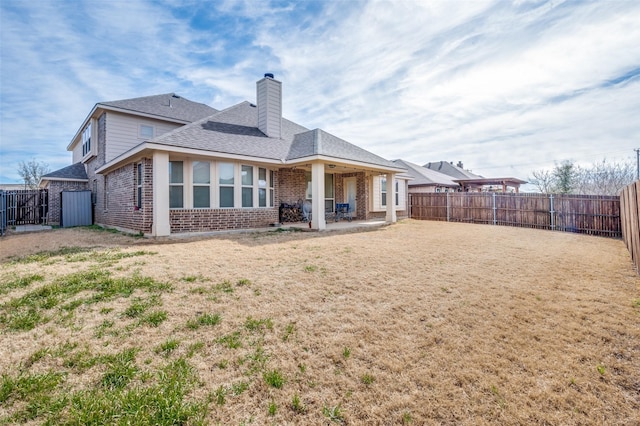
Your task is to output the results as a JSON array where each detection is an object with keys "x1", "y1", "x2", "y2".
[
  {"x1": 140, "y1": 124, "x2": 154, "y2": 139},
  {"x1": 82, "y1": 123, "x2": 92, "y2": 156}
]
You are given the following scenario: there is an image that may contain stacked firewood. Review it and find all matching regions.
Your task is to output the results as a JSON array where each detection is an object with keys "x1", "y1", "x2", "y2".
[{"x1": 279, "y1": 203, "x2": 304, "y2": 222}]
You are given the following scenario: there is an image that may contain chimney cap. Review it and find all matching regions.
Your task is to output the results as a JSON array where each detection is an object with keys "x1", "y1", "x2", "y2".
[{"x1": 264, "y1": 73, "x2": 274, "y2": 79}]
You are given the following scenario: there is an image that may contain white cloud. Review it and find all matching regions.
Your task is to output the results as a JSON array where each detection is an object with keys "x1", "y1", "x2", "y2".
[{"x1": 1, "y1": 0, "x2": 639, "y2": 186}]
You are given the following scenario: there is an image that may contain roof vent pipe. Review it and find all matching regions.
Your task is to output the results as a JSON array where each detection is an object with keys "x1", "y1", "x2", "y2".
[{"x1": 264, "y1": 73, "x2": 274, "y2": 79}]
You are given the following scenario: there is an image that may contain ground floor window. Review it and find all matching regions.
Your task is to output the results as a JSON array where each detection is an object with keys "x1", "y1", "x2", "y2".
[
  {"x1": 381, "y1": 177, "x2": 387, "y2": 206},
  {"x1": 193, "y1": 161, "x2": 210, "y2": 208},
  {"x1": 219, "y1": 162, "x2": 235, "y2": 208},
  {"x1": 135, "y1": 163, "x2": 143, "y2": 209},
  {"x1": 305, "y1": 171, "x2": 335, "y2": 212},
  {"x1": 375, "y1": 175, "x2": 405, "y2": 211},
  {"x1": 169, "y1": 161, "x2": 184, "y2": 208},
  {"x1": 169, "y1": 159, "x2": 275, "y2": 209},
  {"x1": 325, "y1": 173, "x2": 334, "y2": 212},
  {"x1": 241, "y1": 165, "x2": 253, "y2": 207}
]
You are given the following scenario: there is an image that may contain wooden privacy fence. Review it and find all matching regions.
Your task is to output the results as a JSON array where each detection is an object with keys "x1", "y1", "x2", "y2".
[
  {"x1": 620, "y1": 181, "x2": 640, "y2": 272},
  {"x1": 410, "y1": 192, "x2": 621, "y2": 238},
  {"x1": 0, "y1": 189, "x2": 48, "y2": 235}
]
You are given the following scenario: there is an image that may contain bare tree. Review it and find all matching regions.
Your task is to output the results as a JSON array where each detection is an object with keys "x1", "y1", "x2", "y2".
[
  {"x1": 17, "y1": 159, "x2": 50, "y2": 189},
  {"x1": 576, "y1": 159, "x2": 635, "y2": 195},
  {"x1": 528, "y1": 169, "x2": 555, "y2": 193},
  {"x1": 529, "y1": 158, "x2": 635, "y2": 195}
]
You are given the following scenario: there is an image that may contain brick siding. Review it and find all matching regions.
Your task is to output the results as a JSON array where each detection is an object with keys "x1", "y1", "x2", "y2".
[
  {"x1": 88, "y1": 113, "x2": 107, "y2": 224},
  {"x1": 97, "y1": 159, "x2": 151, "y2": 234},
  {"x1": 277, "y1": 168, "x2": 306, "y2": 205},
  {"x1": 170, "y1": 208, "x2": 278, "y2": 233}
]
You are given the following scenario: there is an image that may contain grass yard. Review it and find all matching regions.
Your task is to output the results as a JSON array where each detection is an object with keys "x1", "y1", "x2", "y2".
[{"x1": 0, "y1": 220, "x2": 638, "y2": 425}]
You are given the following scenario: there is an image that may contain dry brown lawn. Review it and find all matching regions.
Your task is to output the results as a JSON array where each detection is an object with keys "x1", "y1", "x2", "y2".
[{"x1": 1, "y1": 220, "x2": 639, "y2": 425}]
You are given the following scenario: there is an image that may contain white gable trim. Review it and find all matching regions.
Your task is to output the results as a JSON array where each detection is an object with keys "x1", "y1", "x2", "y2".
[{"x1": 67, "y1": 105, "x2": 193, "y2": 151}]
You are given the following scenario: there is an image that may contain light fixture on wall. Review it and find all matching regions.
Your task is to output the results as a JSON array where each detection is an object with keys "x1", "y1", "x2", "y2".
[{"x1": 328, "y1": 164, "x2": 336, "y2": 169}]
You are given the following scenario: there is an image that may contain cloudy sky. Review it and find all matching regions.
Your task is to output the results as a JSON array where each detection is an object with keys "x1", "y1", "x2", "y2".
[{"x1": 1, "y1": 0, "x2": 639, "y2": 186}]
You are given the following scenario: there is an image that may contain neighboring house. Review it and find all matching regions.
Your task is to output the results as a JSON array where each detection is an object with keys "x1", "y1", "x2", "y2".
[
  {"x1": 0, "y1": 184, "x2": 28, "y2": 191},
  {"x1": 393, "y1": 159, "x2": 459, "y2": 193},
  {"x1": 423, "y1": 160, "x2": 526, "y2": 193},
  {"x1": 42, "y1": 74, "x2": 408, "y2": 235},
  {"x1": 424, "y1": 161, "x2": 481, "y2": 180}
]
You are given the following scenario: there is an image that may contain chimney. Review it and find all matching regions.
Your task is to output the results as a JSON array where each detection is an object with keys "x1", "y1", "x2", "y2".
[{"x1": 257, "y1": 73, "x2": 282, "y2": 139}]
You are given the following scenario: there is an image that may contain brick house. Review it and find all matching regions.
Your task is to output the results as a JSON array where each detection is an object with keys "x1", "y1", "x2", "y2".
[{"x1": 41, "y1": 74, "x2": 408, "y2": 236}]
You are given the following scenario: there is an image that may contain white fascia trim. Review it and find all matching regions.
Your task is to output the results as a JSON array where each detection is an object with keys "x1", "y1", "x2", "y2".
[
  {"x1": 100, "y1": 105, "x2": 191, "y2": 125},
  {"x1": 287, "y1": 155, "x2": 407, "y2": 173},
  {"x1": 95, "y1": 142, "x2": 285, "y2": 174},
  {"x1": 40, "y1": 177, "x2": 89, "y2": 183},
  {"x1": 67, "y1": 104, "x2": 99, "y2": 151}
]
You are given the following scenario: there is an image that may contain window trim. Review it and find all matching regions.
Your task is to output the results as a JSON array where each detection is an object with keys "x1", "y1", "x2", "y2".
[
  {"x1": 241, "y1": 165, "x2": 254, "y2": 208},
  {"x1": 81, "y1": 118, "x2": 98, "y2": 161},
  {"x1": 258, "y1": 167, "x2": 267, "y2": 208},
  {"x1": 375, "y1": 175, "x2": 404, "y2": 211},
  {"x1": 168, "y1": 160, "x2": 275, "y2": 209},
  {"x1": 381, "y1": 177, "x2": 387, "y2": 207},
  {"x1": 139, "y1": 124, "x2": 155, "y2": 139},
  {"x1": 135, "y1": 163, "x2": 143, "y2": 209},
  {"x1": 192, "y1": 161, "x2": 211, "y2": 209},
  {"x1": 395, "y1": 180, "x2": 399, "y2": 206},
  {"x1": 218, "y1": 162, "x2": 235, "y2": 208},
  {"x1": 324, "y1": 173, "x2": 334, "y2": 213},
  {"x1": 169, "y1": 161, "x2": 184, "y2": 209}
]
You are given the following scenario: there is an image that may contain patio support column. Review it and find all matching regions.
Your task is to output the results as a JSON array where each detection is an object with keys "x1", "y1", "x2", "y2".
[
  {"x1": 311, "y1": 162, "x2": 326, "y2": 230},
  {"x1": 152, "y1": 151, "x2": 171, "y2": 236},
  {"x1": 386, "y1": 172, "x2": 397, "y2": 223}
]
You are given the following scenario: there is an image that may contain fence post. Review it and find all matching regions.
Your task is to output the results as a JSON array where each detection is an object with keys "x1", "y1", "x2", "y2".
[
  {"x1": 493, "y1": 192, "x2": 497, "y2": 225},
  {"x1": 446, "y1": 192, "x2": 450, "y2": 222},
  {"x1": 0, "y1": 190, "x2": 5, "y2": 236},
  {"x1": 550, "y1": 194, "x2": 555, "y2": 231}
]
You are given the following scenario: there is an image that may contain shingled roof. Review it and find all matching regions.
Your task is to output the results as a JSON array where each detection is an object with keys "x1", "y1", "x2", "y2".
[
  {"x1": 100, "y1": 93, "x2": 217, "y2": 123},
  {"x1": 423, "y1": 161, "x2": 482, "y2": 179},
  {"x1": 151, "y1": 102, "x2": 400, "y2": 169},
  {"x1": 41, "y1": 162, "x2": 88, "y2": 181},
  {"x1": 393, "y1": 159, "x2": 458, "y2": 187}
]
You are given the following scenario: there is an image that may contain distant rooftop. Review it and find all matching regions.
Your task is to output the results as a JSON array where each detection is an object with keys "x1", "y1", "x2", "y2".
[{"x1": 423, "y1": 161, "x2": 482, "y2": 180}]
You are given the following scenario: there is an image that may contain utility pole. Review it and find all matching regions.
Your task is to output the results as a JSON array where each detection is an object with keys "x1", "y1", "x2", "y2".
[{"x1": 636, "y1": 148, "x2": 640, "y2": 180}]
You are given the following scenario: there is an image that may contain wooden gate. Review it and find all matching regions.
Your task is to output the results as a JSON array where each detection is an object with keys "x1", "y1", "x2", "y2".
[{"x1": 0, "y1": 189, "x2": 48, "y2": 233}]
